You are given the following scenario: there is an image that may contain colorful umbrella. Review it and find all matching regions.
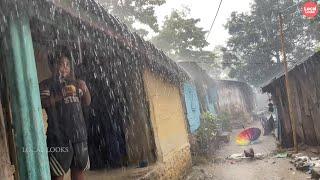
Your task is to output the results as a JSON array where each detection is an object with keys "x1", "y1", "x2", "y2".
[{"x1": 236, "y1": 127, "x2": 261, "y2": 146}]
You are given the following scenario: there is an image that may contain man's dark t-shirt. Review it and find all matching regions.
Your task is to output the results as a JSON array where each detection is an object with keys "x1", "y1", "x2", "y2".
[{"x1": 40, "y1": 78, "x2": 87, "y2": 146}]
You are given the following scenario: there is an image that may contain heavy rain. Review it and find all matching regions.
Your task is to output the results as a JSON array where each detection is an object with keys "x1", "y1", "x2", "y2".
[{"x1": 0, "y1": 0, "x2": 319, "y2": 180}]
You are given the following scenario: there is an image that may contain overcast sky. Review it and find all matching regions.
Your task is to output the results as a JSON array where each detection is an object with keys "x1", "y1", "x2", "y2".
[{"x1": 155, "y1": 0, "x2": 253, "y2": 50}]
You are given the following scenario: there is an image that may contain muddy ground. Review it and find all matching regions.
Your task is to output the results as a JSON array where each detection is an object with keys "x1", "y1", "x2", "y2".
[{"x1": 186, "y1": 122, "x2": 309, "y2": 180}]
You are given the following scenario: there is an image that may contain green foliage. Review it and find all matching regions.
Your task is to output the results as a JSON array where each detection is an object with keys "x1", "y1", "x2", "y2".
[
  {"x1": 195, "y1": 112, "x2": 232, "y2": 155},
  {"x1": 196, "y1": 112, "x2": 218, "y2": 152},
  {"x1": 217, "y1": 112, "x2": 231, "y2": 131},
  {"x1": 98, "y1": 0, "x2": 166, "y2": 37},
  {"x1": 152, "y1": 10, "x2": 208, "y2": 53},
  {"x1": 152, "y1": 9, "x2": 216, "y2": 64},
  {"x1": 194, "y1": 111, "x2": 233, "y2": 155},
  {"x1": 316, "y1": 43, "x2": 320, "y2": 52},
  {"x1": 222, "y1": 0, "x2": 320, "y2": 86}
]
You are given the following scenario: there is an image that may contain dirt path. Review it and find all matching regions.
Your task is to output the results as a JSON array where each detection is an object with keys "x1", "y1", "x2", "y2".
[{"x1": 187, "y1": 122, "x2": 308, "y2": 180}]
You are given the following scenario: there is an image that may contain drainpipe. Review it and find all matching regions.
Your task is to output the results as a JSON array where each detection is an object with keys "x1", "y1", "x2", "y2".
[{"x1": 3, "y1": 15, "x2": 50, "y2": 180}]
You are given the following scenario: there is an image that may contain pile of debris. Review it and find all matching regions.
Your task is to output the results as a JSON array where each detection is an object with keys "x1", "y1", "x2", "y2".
[{"x1": 290, "y1": 153, "x2": 320, "y2": 179}]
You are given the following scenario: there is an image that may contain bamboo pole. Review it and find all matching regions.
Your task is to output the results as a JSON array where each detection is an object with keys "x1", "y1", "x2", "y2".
[{"x1": 278, "y1": 13, "x2": 298, "y2": 153}]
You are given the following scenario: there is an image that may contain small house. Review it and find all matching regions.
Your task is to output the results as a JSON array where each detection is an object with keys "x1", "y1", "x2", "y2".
[
  {"x1": 215, "y1": 80, "x2": 256, "y2": 128},
  {"x1": 0, "y1": 0, "x2": 192, "y2": 179},
  {"x1": 178, "y1": 61, "x2": 217, "y2": 115},
  {"x1": 262, "y1": 52, "x2": 320, "y2": 148}
]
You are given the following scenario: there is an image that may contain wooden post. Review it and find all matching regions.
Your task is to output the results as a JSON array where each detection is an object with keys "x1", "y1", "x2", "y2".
[
  {"x1": 278, "y1": 13, "x2": 298, "y2": 152},
  {"x1": 275, "y1": 87, "x2": 283, "y2": 147},
  {"x1": 78, "y1": 36, "x2": 83, "y2": 64}
]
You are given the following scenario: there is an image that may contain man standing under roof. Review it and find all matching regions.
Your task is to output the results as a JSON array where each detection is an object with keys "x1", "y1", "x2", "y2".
[{"x1": 40, "y1": 50, "x2": 91, "y2": 180}]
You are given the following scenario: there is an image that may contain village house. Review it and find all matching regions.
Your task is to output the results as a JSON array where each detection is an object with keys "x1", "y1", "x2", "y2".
[
  {"x1": 177, "y1": 61, "x2": 256, "y2": 156},
  {"x1": 262, "y1": 52, "x2": 320, "y2": 148},
  {"x1": 0, "y1": 0, "x2": 192, "y2": 179},
  {"x1": 178, "y1": 61, "x2": 217, "y2": 116},
  {"x1": 178, "y1": 62, "x2": 256, "y2": 129},
  {"x1": 215, "y1": 80, "x2": 256, "y2": 128}
]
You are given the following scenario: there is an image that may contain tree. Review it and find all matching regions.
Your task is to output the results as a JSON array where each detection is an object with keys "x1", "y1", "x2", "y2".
[
  {"x1": 198, "y1": 46, "x2": 224, "y2": 79},
  {"x1": 98, "y1": 0, "x2": 166, "y2": 37},
  {"x1": 222, "y1": 0, "x2": 320, "y2": 86},
  {"x1": 317, "y1": 43, "x2": 320, "y2": 52},
  {"x1": 152, "y1": 9, "x2": 216, "y2": 65}
]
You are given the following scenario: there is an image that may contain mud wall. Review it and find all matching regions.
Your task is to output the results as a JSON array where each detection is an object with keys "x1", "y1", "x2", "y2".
[
  {"x1": 216, "y1": 81, "x2": 255, "y2": 128},
  {"x1": 143, "y1": 70, "x2": 191, "y2": 179},
  {"x1": 145, "y1": 144, "x2": 192, "y2": 179},
  {"x1": 0, "y1": 57, "x2": 14, "y2": 180},
  {"x1": 0, "y1": 100, "x2": 14, "y2": 180}
]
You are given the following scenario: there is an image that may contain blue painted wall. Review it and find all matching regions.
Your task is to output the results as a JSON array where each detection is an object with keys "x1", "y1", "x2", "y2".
[{"x1": 183, "y1": 83, "x2": 201, "y2": 133}]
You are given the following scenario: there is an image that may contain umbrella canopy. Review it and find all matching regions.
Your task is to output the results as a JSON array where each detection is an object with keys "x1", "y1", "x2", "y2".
[{"x1": 236, "y1": 127, "x2": 261, "y2": 146}]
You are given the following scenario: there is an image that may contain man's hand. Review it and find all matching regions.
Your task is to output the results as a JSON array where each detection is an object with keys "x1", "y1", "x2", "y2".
[
  {"x1": 77, "y1": 80, "x2": 88, "y2": 93},
  {"x1": 77, "y1": 80, "x2": 91, "y2": 106}
]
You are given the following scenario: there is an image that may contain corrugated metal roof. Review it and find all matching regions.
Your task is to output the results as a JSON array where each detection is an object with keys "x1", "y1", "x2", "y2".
[{"x1": 261, "y1": 51, "x2": 320, "y2": 92}]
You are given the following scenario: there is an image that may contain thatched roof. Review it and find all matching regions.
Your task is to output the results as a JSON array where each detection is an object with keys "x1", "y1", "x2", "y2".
[{"x1": 1, "y1": 0, "x2": 190, "y2": 84}]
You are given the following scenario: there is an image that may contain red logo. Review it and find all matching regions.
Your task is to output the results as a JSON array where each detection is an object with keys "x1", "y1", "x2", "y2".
[{"x1": 302, "y1": 1, "x2": 319, "y2": 18}]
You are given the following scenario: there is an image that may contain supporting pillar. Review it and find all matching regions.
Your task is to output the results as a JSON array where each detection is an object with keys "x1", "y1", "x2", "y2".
[{"x1": 3, "y1": 15, "x2": 50, "y2": 180}]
